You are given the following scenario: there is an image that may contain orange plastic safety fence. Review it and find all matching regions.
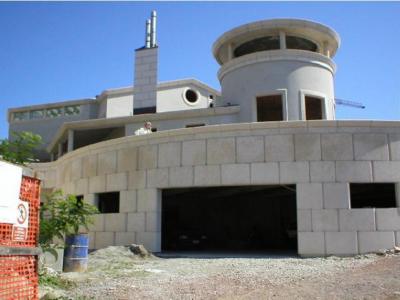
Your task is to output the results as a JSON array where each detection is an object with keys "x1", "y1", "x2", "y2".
[{"x1": 0, "y1": 255, "x2": 38, "y2": 300}]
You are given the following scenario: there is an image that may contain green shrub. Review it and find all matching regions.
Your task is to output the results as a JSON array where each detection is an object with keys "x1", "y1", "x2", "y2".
[{"x1": 0, "y1": 131, "x2": 42, "y2": 165}]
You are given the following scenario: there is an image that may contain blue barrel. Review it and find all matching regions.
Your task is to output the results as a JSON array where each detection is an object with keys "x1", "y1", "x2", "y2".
[{"x1": 63, "y1": 234, "x2": 89, "y2": 272}]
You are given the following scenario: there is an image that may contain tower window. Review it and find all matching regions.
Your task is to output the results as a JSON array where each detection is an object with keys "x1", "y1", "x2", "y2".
[
  {"x1": 305, "y1": 96, "x2": 323, "y2": 120},
  {"x1": 286, "y1": 36, "x2": 318, "y2": 52},
  {"x1": 234, "y1": 36, "x2": 280, "y2": 58},
  {"x1": 257, "y1": 95, "x2": 283, "y2": 122}
]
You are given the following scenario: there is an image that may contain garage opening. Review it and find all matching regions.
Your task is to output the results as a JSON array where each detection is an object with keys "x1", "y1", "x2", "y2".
[{"x1": 162, "y1": 185, "x2": 297, "y2": 252}]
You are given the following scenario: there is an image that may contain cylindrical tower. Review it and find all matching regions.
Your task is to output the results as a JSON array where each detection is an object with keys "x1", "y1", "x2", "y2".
[{"x1": 212, "y1": 19, "x2": 340, "y2": 122}]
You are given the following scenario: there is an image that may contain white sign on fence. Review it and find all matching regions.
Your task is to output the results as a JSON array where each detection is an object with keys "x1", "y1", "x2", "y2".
[{"x1": 0, "y1": 160, "x2": 22, "y2": 224}]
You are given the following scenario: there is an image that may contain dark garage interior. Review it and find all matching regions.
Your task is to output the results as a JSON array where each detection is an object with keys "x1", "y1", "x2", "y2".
[{"x1": 162, "y1": 185, "x2": 297, "y2": 252}]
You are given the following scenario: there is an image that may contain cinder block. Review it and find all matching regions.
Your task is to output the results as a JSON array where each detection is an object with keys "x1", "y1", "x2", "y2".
[
  {"x1": 358, "y1": 231, "x2": 395, "y2": 253},
  {"x1": 323, "y1": 183, "x2": 350, "y2": 209},
  {"x1": 297, "y1": 183, "x2": 323, "y2": 209},
  {"x1": 376, "y1": 208, "x2": 400, "y2": 230},
  {"x1": 128, "y1": 170, "x2": 146, "y2": 189},
  {"x1": 298, "y1": 232, "x2": 325, "y2": 257},
  {"x1": 71, "y1": 158, "x2": 82, "y2": 180},
  {"x1": 339, "y1": 209, "x2": 375, "y2": 231},
  {"x1": 310, "y1": 161, "x2": 335, "y2": 182},
  {"x1": 236, "y1": 136, "x2": 264, "y2": 163},
  {"x1": 207, "y1": 138, "x2": 236, "y2": 164},
  {"x1": 250, "y1": 162, "x2": 279, "y2": 184},
  {"x1": 312, "y1": 209, "x2": 339, "y2": 231},
  {"x1": 75, "y1": 178, "x2": 88, "y2": 195},
  {"x1": 115, "y1": 232, "x2": 136, "y2": 246},
  {"x1": 221, "y1": 164, "x2": 250, "y2": 185},
  {"x1": 89, "y1": 214, "x2": 104, "y2": 232},
  {"x1": 147, "y1": 168, "x2": 168, "y2": 188},
  {"x1": 158, "y1": 142, "x2": 181, "y2": 168},
  {"x1": 82, "y1": 154, "x2": 97, "y2": 178},
  {"x1": 354, "y1": 134, "x2": 389, "y2": 161},
  {"x1": 373, "y1": 161, "x2": 400, "y2": 182},
  {"x1": 120, "y1": 190, "x2": 137, "y2": 213},
  {"x1": 280, "y1": 162, "x2": 309, "y2": 183},
  {"x1": 136, "y1": 232, "x2": 161, "y2": 252},
  {"x1": 182, "y1": 140, "x2": 206, "y2": 166},
  {"x1": 321, "y1": 134, "x2": 353, "y2": 161},
  {"x1": 95, "y1": 232, "x2": 114, "y2": 249},
  {"x1": 98, "y1": 151, "x2": 117, "y2": 175},
  {"x1": 137, "y1": 189, "x2": 161, "y2": 212},
  {"x1": 326, "y1": 232, "x2": 358, "y2": 256},
  {"x1": 138, "y1": 145, "x2": 158, "y2": 170},
  {"x1": 89, "y1": 175, "x2": 106, "y2": 193},
  {"x1": 389, "y1": 134, "x2": 400, "y2": 161},
  {"x1": 336, "y1": 161, "x2": 372, "y2": 182},
  {"x1": 104, "y1": 213, "x2": 127, "y2": 232},
  {"x1": 127, "y1": 212, "x2": 145, "y2": 232},
  {"x1": 294, "y1": 134, "x2": 321, "y2": 161},
  {"x1": 194, "y1": 165, "x2": 221, "y2": 186},
  {"x1": 297, "y1": 209, "x2": 312, "y2": 232},
  {"x1": 84, "y1": 193, "x2": 96, "y2": 206},
  {"x1": 169, "y1": 166, "x2": 193, "y2": 187},
  {"x1": 146, "y1": 212, "x2": 161, "y2": 232},
  {"x1": 265, "y1": 135, "x2": 294, "y2": 161},
  {"x1": 106, "y1": 172, "x2": 128, "y2": 191},
  {"x1": 117, "y1": 147, "x2": 137, "y2": 172}
]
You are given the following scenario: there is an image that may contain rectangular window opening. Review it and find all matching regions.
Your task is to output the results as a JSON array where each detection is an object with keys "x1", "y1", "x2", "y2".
[
  {"x1": 350, "y1": 183, "x2": 397, "y2": 208},
  {"x1": 305, "y1": 96, "x2": 323, "y2": 120},
  {"x1": 134, "y1": 106, "x2": 156, "y2": 115},
  {"x1": 186, "y1": 123, "x2": 205, "y2": 128},
  {"x1": 257, "y1": 95, "x2": 283, "y2": 122},
  {"x1": 96, "y1": 192, "x2": 120, "y2": 213}
]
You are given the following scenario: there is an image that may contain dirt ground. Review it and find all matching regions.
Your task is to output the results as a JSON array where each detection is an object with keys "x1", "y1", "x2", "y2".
[{"x1": 40, "y1": 246, "x2": 400, "y2": 300}]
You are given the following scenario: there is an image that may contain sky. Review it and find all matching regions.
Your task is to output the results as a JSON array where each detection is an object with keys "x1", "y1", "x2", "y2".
[{"x1": 0, "y1": 1, "x2": 399, "y2": 138}]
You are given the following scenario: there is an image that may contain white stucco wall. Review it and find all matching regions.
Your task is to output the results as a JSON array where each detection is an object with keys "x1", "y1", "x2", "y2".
[{"x1": 106, "y1": 95, "x2": 134, "y2": 118}]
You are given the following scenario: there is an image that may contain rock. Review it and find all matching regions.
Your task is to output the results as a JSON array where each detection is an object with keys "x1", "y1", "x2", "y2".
[
  {"x1": 40, "y1": 290, "x2": 66, "y2": 300},
  {"x1": 376, "y1": 249, "x2": 387, "y2": 256},
  {"x1": 394, "y1": 246, "x2": 400, "y2": 253},
  {"x1": 129, "y1": 244, "x2": 151, "y2": 258}
]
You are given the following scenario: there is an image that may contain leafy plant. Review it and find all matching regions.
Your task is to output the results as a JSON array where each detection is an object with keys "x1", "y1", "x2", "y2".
[{"x1": 0, "y1": 131, "x2": 42, "y2": 165}]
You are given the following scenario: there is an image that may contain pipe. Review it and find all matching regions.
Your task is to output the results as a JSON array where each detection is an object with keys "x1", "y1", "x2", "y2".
[
  {"x1": 145, "y1": 19, "x2": 151, "y2": 48},
  {"x1": 150, "y1": 10, "x2": 157, "y2": 47}
]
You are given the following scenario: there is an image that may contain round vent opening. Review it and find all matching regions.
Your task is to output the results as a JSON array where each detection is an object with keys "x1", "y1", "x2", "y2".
[{"x1": 185, "y1": 89, "x2": 199, "y2": 103}]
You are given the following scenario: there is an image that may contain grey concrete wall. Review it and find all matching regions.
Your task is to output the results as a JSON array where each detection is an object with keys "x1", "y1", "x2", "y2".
[{"x1": 32, "y1": 121, "x2": 400, "y2": 256}]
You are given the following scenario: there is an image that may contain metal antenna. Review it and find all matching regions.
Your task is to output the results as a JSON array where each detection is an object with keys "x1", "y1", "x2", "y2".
[
  {"x1": 335, "y1": 98, "x2": 366, "y2": 109},
  {"x1": 145, "y1": 19, "x2": 151, "y2": 48},
  {"x1": 150, "y1": 10, "x2": 157, "y2": 47}
]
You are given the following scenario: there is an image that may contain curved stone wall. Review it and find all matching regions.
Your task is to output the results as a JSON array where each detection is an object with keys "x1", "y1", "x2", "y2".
[{"x1": 33, "y1": 120, "x2": 400, "y2": 256}]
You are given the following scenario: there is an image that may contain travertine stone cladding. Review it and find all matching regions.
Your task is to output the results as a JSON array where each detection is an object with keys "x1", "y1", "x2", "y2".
[{"x1": 31, "y1": 121, "x2": 400, "y2": 256}]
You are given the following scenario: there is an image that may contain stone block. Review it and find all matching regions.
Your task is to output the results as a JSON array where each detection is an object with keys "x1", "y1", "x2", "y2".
[
  {"x1": 84, "y1": 193, "x2": 96, "y2": 205},
  {"x1": 389, "y1": 134, "x2": 400, "y2": 161},
  {"x1": 147, "y1": 168, "x2": 169, "y2": 188},
  {"x1": 115, "y1": 232, "x2": 136, "y2": 246},
  {"x1": 297, "y1": 183, "x2": 323, "y2": 209},
  {"x1": 297, "y1": 209, "x2": 312, "y2": 232},
  {"x1": 298, "y1": 232, "x2": 325, "y2": 257},
  {"x1": 138, "y1": 145, "x2": 158, "y2": 170},
  {"x1": 117, "y1": 147, "x2": 137, "y2": 172},
  {"x1": 137, "y1": 189, "x2": 161, "y2": 212},
  {"x1": 82, "y1": 154, "x2": 97, "y2": 178},
  {"x1": 339, "y1": 209, "x2": 375, "y2": 231},
  {"x1": 250, "y1": 162, "x2": 279, "y2": 184},
  {"x1": 325, "y1": 232, "x2": 358, "y2": 256},
  {"x1": 310, "y1": 161, "x2": 335, "y2": 182},
  {"x1": 146, "y1": 212, "x2": 161, "y2": 232},
  {"x1": 376, "y1": 208, "x2": 400, "y2": 230},
  {"x1": 295, "y1": 134, "x2": 321, "y2": 161},
  {"x1": 104, "y1": 213, "x2": 127, "y2": 232},
  {"x1": 373, "y1": 161, "x2": 400, "y2": 182},
  {"x1": 358, "y1": 231, "x2": 395, "y2": 253},
  {"x1": 95, "y1": 232, "x2": 114, "y2": 249},
  {"x1": 128, "y1": 170, "x2": 147, "y2": 189},
  {"x1": 323, "y1": 183, "x2": 350, "y2": 209},
  {"x1": 136, "y1": 232, "x2": 161, "y2": 252},
  {"x1": 265, "y1": 135, "x2": 294, "y2": 161},
  {"x1": 89, "y1": 214, "x2": 104, "y2": 232},
  {"x1": 70, "y1": 158, "x2": 82, "y2": 180},
  {"x1": 89, "y1": 175, "x2": 106, "y2": 193},
  {"x1": 88, "y1": 232, "x2": 95, "y2": 250},
  {"x1": 75, "y1": 178, "x2": 88, "y2": 195},
  {"x1": 354, "y1": 134, "x2": 389, "y2": 161},
  {"x1": 321, "y1": 134, "x2": 353, "y2": 161},
  {"x1": 280, "y1": 162, "x2": 309, "y2": 183},
  {"x1": 169, "y1": 166, "x2": 193, "y2": 187},
  {"x1": 158, "y1": 142, "x2": 181, "y2": 168},
  {"x1": 336, "y1": 161, "x2": 372, "y2": 182},
  {"x1": 106, "y1": 172, "x2": 128, "y2": 191},
  {"x1": 312, "y1": 209, "x2": 339, "y2": 231},
  {"x1": 98, "y1": 151, "x2": 117, "y2": 175},
  {"x1": 182, "y1": 140, "x2": 206, "y2": 166},
  {"x1": 396, "y1": 231, "x2": 400, "y2": 246},
  {"x1": 207, "y1": 138, "x2": 236, "y2": 164},
  {"x1": 194, "y1": 165, "x2": 221, "y2": 186},
  {"x1": 120, "y1": 190, "x2": 137, "y2": 213},
  {"x1": 221, "y1": 164, "x2": 250, "y2": 185},
  {"x1": 127, "y1": 212, "x2": 146, "y2": 232},
  {"x1": 236, "y1": 136, "x2": 264, "y2": 163}
]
